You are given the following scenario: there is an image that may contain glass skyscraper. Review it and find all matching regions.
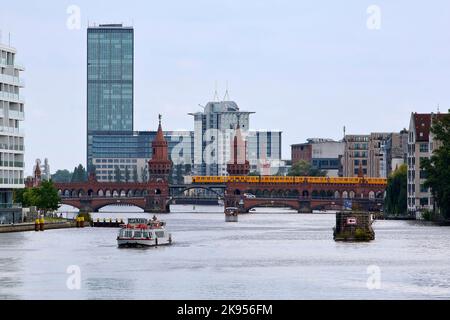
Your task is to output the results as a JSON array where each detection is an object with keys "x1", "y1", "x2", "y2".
[{"x1": 87, "y1": 24, "x2": 134, "y2": 170}]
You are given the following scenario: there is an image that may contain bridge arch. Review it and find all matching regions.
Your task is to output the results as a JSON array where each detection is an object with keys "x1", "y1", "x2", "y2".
[
  {"x1": 245, "y1": 200, "x2": 299, "y2": 212},
  {"x1": 98, "y1": 189, "x2": 104, "y2": 197}
]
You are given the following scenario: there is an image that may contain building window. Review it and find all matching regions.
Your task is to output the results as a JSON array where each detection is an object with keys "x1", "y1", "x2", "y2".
[
  {"x1": 420, "y1": 198, "x2": 429, "y2": 206},
  {"x1": 419, "y1": 143, "x2": 429, "y2": 153}
]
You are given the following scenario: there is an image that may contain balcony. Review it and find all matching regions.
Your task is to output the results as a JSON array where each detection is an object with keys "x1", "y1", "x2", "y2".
[
  {"x1": 8, "y1": 110, "x2": 25, "y2": 120},
  {"x1": 0, "y1": 91, "x2": 25, "y2": 103},
  {"x1": 0, "y1": 161, "x2": 25, "y2": 168},
  {"x1": 0, "y1": 126, "x2": 24, "y2": 136},
  {"x1": 0, "y1": 74, "x2": 25, "y2": 87}
]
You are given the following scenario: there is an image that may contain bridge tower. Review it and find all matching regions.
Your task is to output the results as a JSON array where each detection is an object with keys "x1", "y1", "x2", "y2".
[
  {"x1": 225, "y1": 120, "x2": 250, "y2": 211},
  {"x1": 227, "y1": 120, "x2": 250, "y2": 176},
  {"x1": 145, "y1": 115, "x2": 172, "y2": 213}
]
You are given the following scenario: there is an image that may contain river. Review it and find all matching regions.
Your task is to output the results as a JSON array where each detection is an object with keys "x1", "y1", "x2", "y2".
[{"x1": 1, "y1": 205, "x2": 450, "y2": 300}]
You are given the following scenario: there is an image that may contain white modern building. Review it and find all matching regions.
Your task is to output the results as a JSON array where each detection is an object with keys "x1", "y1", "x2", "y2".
[
  {"x1": 189, "y1": 100, "x2": 283, "y2": 176},
  {"x1": 0, "y1": 42, "x2": 25, "y2": 223}
]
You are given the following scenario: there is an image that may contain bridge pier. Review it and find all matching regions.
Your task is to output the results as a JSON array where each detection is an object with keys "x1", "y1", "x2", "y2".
[
  {"x1": 79, "y1": 198, "x2": 94, "y2": 214},
  {"x1": 298, "y1": 200, "x2": 312, "y2": 214},
  {"x1": 145, "y1": 195, "x2": 171, "y2": 213}
]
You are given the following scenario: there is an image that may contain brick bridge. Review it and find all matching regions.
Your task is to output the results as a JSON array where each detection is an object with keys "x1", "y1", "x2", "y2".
[
  {"x1": 224, "y1": 181, "x2": 386, "y2": 213},
  {"x1": 54, "y1": 181, "x2": 226, "y2": 213}
]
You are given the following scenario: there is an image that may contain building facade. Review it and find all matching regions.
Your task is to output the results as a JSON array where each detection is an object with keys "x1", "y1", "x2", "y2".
[
  {"x1": 91, "y1": 130, "x2": 194, "y2": 183},
  {"x1": 189, "y1": 100, "x2": 283, "y2": 176},
  {"x1": 87, "y1": 24, "x2": 134, "y2": 171},
  {"x1": 0, "y1": 42, "x2": 25, "y2": 223},
  {"x1": 406, "y1": 112, "x2": 447, "y2": 216},
  {"x1": 291, "y1": 139, "x2": 344, "y2": 177},
  {"x1": 343, "y1": 133, "x2": 399, "y2": 178}
]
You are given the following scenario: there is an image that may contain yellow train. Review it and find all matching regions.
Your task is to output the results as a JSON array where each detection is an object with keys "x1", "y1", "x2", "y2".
[{"x1": 191, "y1": 176, "x2": 387, "y2": 185}]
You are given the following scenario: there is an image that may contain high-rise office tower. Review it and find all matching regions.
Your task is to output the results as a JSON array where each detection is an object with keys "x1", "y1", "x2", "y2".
[{"x1": 87, "y1": 24, "x2": 134, "y2": 171}]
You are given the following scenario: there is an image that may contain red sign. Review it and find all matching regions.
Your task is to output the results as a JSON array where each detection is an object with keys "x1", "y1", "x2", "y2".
[{"x1": 346, "y1": 217, "x2": 357, "y2": 225}]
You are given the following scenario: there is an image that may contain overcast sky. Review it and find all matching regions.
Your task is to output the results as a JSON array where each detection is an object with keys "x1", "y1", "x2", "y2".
[{"x1": 1, "y1": 0, "x2": 450, "y2": 175}]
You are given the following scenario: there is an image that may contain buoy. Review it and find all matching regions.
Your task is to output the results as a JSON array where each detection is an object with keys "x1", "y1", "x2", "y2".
[
  {"x1": 80, "y1": 216, "x2": 85, "y2": 228},
  {"x1": 76, "y1": 217, "x2": 80, "y2": 228},
  {"x1": 34, "y1": 219, "x2": 40, "y2": 232}
]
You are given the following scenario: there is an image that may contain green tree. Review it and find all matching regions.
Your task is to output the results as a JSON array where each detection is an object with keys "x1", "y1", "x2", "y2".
[
  {"x1": 133, "y1": 167, "x2": 138, "y2": 182},
  {"x1": 71, "y1": 164, "x2": 87, "y2": 182},
  {"x1": 384, "y1": 164, "x2": 407, "y2": 216},
  {"x1": 13, "y1": 181, "x2": 60, "y2": 214},
  {"x1": 141, "y1": 166, "x2": 148, "y2": 182},
  {"x1": 288, "y1": 160, "x2": 326, "y2": 176},
  {"x1": 51, "y1": 169, "x2": 72, "y2": 183},
  {"x1": 421, "y1": 111, "x2": 450, "y2": 219},
  {"x1": 37, "y1": 180, "x2": 61, "y2": 213},
  {"x1": 115, "y1": 166, "x2": 123, "y2": 182},
  {"x1": 124, "y1": 166, "x2": 130, "y2": 182}
]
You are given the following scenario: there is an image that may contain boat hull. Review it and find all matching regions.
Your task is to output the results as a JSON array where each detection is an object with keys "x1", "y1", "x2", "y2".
[
  {"x1": 225, "y1": 215, "x2": 238, "y2": 222},
  {"x1": 117, "y1": 238, "x2": 172, "y2": 248}
]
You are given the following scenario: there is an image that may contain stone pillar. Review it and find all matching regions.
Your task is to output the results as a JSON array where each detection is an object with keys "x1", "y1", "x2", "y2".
[
  {"x1": 298, "y1": 200, "x2": 312, "y2": 213},
  {"x1": 145, "y1": 195, "x2": 170, "y2": 213},
  {"x1": 79, "y1": 198, "x2": 94, "y2": 214}
]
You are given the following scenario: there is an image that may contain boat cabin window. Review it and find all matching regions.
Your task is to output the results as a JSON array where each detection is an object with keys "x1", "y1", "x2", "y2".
[
  {"x1": 133, "y1": 231, "x2": 142, "y2": 238},
  {"x1": 125, "y1": 230, "x2": 133, "y2": 238},
  {"x1": 143, "y1": 232, "x2": 150, "y2": 238},
  {"x1": 155, "y1": 231, "x2": 165, "y2": 238}
]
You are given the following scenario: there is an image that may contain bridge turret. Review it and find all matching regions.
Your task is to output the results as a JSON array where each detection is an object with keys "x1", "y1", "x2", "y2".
[
  {"x1": 148, "y1": 115, "x2": 173, "y2": 182},
  {"x1": 227, "y1": 117, "x2": 250, "y2": 176}
]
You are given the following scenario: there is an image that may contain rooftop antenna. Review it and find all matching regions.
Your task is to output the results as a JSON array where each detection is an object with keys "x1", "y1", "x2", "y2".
[
  {"x1": 223, "y1": 81, "x2": 230, "y2": 101},
  {"x1": 437, "y1": 104, "x2": 440, "y2": 114},
  {"x1": 8, "y1": 32, "x2": 11, "y2": 47},
  {"x1": 213, "y1": 81, "x2": 220, "y2": 102},
  {"x1": 343, "y1": 126, "x2": 346, "y2": 141}
]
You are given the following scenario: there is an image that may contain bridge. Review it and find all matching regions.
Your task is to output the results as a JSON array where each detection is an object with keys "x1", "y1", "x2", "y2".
[
  {"x1": 223, "y1": 178, "x2": 386, "y2": 213},
  {"x1": 53, "y1": 177, "x2": 386, "y2": 214},
  {"x1": 54, "y1": 181, "x2": 226, "y2": 213}
]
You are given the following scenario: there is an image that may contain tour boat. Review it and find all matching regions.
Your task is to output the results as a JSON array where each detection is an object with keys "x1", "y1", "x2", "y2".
[
  {"x1": 225, "y1": 207, "x2": 239, "y2": 222},
  {"x1": 117, "y1": 217, "x2": 172, "y2": 248}
]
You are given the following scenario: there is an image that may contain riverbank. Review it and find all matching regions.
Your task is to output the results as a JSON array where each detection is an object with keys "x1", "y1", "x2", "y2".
[{"x1": 0, "y1": 221, "x2": 78, "y2": 233}]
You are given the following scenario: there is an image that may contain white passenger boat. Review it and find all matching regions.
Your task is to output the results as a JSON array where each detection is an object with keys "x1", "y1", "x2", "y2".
[
  {"x1": 225, "y1": 207, "x2": 239, "y2": 222},
  {"x1": 117, "y1": 217, "x2": 172, "y2": 248}
]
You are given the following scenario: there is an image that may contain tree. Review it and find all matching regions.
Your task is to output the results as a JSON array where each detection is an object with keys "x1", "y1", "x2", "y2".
[
  {"x1": 133, "y1": 167, "x2": 138, "y2": 182},
  {"x1": 124, "y1": 166, "x2": 130, "y2": 182},
  {"x1": 51, "y1": 169, "x2": 72, "y2": 183},
  {"x1": 288, "y1": 160, "x2": 326, "y2": 176},
  {"x1": 71, "y1": 164, "x2": 87, "y2": 182},
  {"x1": 421, "y1": 111, "x2": 450, "y2": 219},
  {"x1": 114, "y1": 166, "x2": 123, "y2": 182},
  {"x1": 384, "y1": 164, "x2": 407, "y2": 216},
  {"x1": 13, "y1": 181, "x2": 60, "y2": 214},
  {"x1": 141, "y1": 165, "x2": 148, "y2": 182},
  {"x1": 37, "y1": 180, "x2": 61, "y2": 213}
]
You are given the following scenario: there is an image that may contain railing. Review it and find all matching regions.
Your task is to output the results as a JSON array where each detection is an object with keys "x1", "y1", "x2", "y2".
[
  {"x1": 0, "y1": 161, "x2": 24, "y2": 168},
  {"x1": 0, "y1": 74, "x2": 25, "y2": 87},
  {"x1": 0, "y1": 91, "x2": 25, "y2": 102},
  {"x1": 0, "y1": 203, "x2": 22, "y2": 209}
]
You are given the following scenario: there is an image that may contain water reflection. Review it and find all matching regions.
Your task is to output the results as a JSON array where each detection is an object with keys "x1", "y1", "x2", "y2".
[{"x1": 0, "y1": 205, "x2": 449, "y2": 299}]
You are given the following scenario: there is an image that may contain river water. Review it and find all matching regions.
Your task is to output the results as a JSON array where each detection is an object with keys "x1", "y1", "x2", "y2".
[{"x1": 1, "y1": 205, "x2": 450, "y2": 300}]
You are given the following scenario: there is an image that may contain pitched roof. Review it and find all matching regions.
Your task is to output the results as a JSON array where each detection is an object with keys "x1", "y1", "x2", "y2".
[{"x1": 413, "y1": 113, "x2": 431, "y2": 142}]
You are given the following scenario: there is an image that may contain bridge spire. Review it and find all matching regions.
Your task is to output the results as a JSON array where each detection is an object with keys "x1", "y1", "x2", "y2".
[
  {"x1": 227, "y1": 119, "x2": 250, "y2": 176},
  {"x1": 148, "y1": 115, "x2": 172, "y2": 182}
]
